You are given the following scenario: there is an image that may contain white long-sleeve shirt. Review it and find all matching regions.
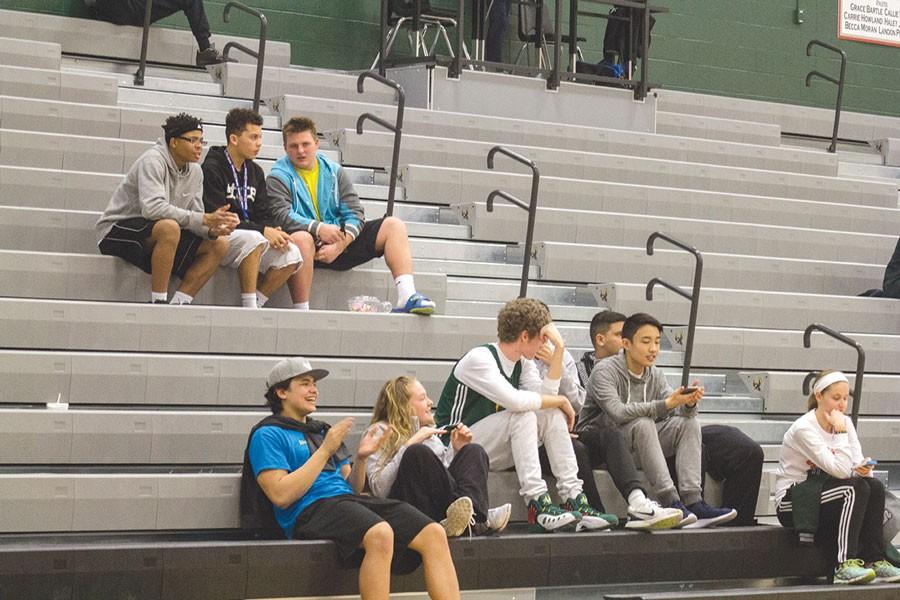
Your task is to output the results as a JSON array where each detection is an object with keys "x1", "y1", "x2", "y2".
[
  {"x1": 453, "y1": 344, "x2": 560, "y2": 413},
  {"x1": 774, "y1": 409, "x2": 865, "y2": 505},
  {"x1": 534, "y1": 349, "x2": 584, "y2": 414}
]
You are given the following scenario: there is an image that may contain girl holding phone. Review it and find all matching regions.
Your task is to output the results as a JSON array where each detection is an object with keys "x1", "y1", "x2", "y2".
[
  {"x1": 774, "y1": 370, "x2": 900, "y2": 584},
  {"x1": 365, "y1": 376, "x2": 512, "y2": 537}
]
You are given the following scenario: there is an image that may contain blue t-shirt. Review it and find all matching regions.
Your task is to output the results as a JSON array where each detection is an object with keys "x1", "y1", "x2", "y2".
[{"x1": 248, "y1": 425, "x2": 352, "y2": 538}]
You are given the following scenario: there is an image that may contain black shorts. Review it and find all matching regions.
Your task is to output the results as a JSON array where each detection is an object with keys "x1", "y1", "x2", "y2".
[
  {"x1": 98, "y1": 217, "x2": 203, "y2": 280},
  {"x1": 317, "y1": 218, "x2": 385, "y2": 271},
  {"x1": 293, "y1": 494, "x2": 432, "y2": 574}
]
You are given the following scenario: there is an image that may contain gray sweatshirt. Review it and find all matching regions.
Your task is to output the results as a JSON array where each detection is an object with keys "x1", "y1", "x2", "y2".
[
  {"x1": 95, "y1": 139, "x2": 210, "y2": 243},
  {"x1": 577, "y1": 351, "x2": 697, "y2": 431}
]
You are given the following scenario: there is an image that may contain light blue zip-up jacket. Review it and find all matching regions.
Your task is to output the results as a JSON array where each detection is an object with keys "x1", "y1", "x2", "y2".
[{"x1": 266, "y1": 153, "x2": 364, "y2": 240}]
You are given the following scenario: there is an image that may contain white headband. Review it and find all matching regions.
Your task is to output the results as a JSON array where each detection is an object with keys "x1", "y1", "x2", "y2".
[{"x1": 813, "y1": 371, "x2": 849, "y2": 395}]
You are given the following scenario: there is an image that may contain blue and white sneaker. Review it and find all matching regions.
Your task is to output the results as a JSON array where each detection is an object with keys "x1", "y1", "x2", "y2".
[
  {"x1": 392, "y1": 292, "x2": 436, "y2": 315},
  {"x1": 683, "y1": 500, "x2": 738, "y2": 529},
  {"x1": 667, "y1": 500, "x2": 698, "y2": 528}
]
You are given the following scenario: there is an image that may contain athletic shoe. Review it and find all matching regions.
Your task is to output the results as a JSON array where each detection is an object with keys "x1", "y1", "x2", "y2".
[
  {"x1": 196, "y1": 45, "x2": 229, "y2": 67},
  {"x1": 625, "y1": 496, "x2": 682, "y2": 530},
  {"x1": 833, "y1": 559, "x2": 876, "y2": 585},
  {"x1": 562, "y1": 492, "x2": 617, "y2": 531},
  {"x1": 682, "y1": 500, "x2": 738, "y2": 529},
  {"x1": 486, "y1": 503, "x2": 512, "y2": 533},
  {"x1": 440, "y1": 496, "x2": 474, "y2": 537},
  {"x1": 885, "y1": 542, "x2": 900, "y2": 567},
  {"x1": 872, "y1": 560, "x2": 900, "y2": 583},
  {"x1": 666, "y1": 500, "x2": 698, "y2": 528},
  {"x1": 391, "y1": 292, "x2": 436, "y2": 315},
  {"x1": 527, "y1": 493, "x2": 581, "y2": 533}
]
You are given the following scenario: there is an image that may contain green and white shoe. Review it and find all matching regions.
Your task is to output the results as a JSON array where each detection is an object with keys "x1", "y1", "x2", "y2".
[
  {"x1": 527, "y1": 493, "x2": 581, "y2": 533},
  {"x1": 833, "y1": 559, "x2": 876, "y2": 585},
  {"x1": 562, "y1": 492, "x2": 618, "y2": 531},
  {"x1": 872, "y1": 559, "x2": 900, "y2": 583}
]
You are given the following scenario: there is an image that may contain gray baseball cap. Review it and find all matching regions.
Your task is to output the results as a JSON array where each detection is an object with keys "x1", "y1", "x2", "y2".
[{"x1": 266, "y1": 357, "x2": 329, "y2": 389}]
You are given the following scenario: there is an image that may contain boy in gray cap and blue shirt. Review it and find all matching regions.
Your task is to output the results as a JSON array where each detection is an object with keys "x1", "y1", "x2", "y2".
[{"x1": 241, "y1": 356, "x2": 461, "y2": 600}]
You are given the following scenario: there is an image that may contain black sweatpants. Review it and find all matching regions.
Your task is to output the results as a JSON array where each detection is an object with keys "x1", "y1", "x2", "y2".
[
  {"x1": 388, "y1": 443, "x2": 491, "y2": 523},
  {"x1": 702, "y1": 424, "x2": 764, "y2": 526},
  {"x1": 94, "y1": 0, "x2": 212, "y2": 49},
  {"x1": 539, "y1": 430, "x2": 644, "y2": 512},
  {"x1": 777, "y1": 476, "x2": 886, "y2": 567}
]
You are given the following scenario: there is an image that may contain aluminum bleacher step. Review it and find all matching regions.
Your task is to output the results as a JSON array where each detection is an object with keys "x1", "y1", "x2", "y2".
[
  {"x1": 402, "y1": 164, "x2": 900, "y2": 234},
  {"x1": 0, "y1": 249, "x2": 447, "y2": 312},
  {"x1": 739, "y1": 371, "x2": 900, "y2": 417},
  {"x1": 655, "y1": 110, "x2": 783, "y2": 146},
  {"x1": 0, "y1": 36, "x2": 61, "y2": 70},
  {"x1": 0, "y1": 206, "x2": 467, "y2": 255},
  {"x1": 590, "y1": 282, "x2": 900, "y2": 334},
  {"x1": 269, "y1": 93, "x2": 836, "y2": 176},
  {"x1": 656, "y1": 88, "x2": 900, "y2": 142},
  {"x1": 213, "y1": 62, "x2": 397, "y2": 106},
  {"x1": 457, "y1": 201, "x2": 897, "y2": 264},
  {"x1": 0, "y1": 8, "x2": 291, "y2": 69},
  {"x1": 0, "y1": 64, "x2": 118, "y2": 105},
  {"x1": 334, "y1": 129, "x2": 898, "y2": 208},
  {"x1": 663, "y1": 325, "x2": 900, "y2": 373},
  {"x1": 0, "y1": 350, "x2": 457, "y2": 410},
  {"x1": 535, "y1": 241, "x2": 884, "y2": 295},
  {"x1": 116, "y1": 86, "x2": 279, "y2": 116},
  {"x1": 444, "y1": 299, "x2": 599, "y2": 321},
  {"x1": 0, "y1": 297, "x2": 603, "y2": 360}
]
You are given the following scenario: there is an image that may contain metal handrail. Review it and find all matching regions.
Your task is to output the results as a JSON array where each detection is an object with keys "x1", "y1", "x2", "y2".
[
  {"x1": 805, "y1": 39, "x2": 847, "y2": 154},
  {"x1": 802, "y1": 323, "x2": 865, "y2": 426},
  {"x1": 486, "y1": 146, "x2": 540, "y2": 298},
  {"x1": 221, "y1": 1, "x2": 268, "y2": 113},
  {"x1": 450, "y1": 0, "x2": 466, "y2": 77},
  {"x1": 356, "y1": 71, "x2": 406, "y2": 217},
  {"x1": 645, "y1": 232, "x2": 703, "y2": 389},
  {"x1": 134, "y1": 0, "x2": 154, "y2": 86}
]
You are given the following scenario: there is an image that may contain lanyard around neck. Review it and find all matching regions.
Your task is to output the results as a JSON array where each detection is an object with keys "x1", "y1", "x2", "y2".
[{"x1": 224, "y1": 150, "x2": 249, "y2": 220}]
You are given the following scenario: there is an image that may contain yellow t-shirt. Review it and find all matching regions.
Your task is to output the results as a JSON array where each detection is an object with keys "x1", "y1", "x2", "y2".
[{"x1": 295, "y1": 161, "x2": 320, "y2": 220}]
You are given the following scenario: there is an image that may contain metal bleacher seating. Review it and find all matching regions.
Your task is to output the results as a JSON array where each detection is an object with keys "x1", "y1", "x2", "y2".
[{"x1": 0, "y1": 6, "x2": 899, "y2": 599}]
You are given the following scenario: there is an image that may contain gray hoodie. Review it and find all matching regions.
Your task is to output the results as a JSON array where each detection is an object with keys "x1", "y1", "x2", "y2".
[
  {"x1": 95, "y1": 139, "x2": 210, "y2": 243},
  {"x1": 576, "y1": 351, "x2": 697, "y2": 431}
]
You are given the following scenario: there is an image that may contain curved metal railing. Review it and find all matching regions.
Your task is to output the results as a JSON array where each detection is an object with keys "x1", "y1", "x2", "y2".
[
  {"x1": 805, "y1": 39, "x2": 847, "y2": 154},
  {"x1": 486, "y1": 146, "x2": 540, "y2": 298},
  {"x1": 221, "y1": 1, "x2": 268, "y2": 112},
  {"x1": 802, "y1": 323, "x2": 865, "y2": 426},
  {"x1": 356, "y1": 71, "x2": 406, "y2": 217},
  {"x1": 645, "y1": 232, "x2": 703, "y2": 389}
]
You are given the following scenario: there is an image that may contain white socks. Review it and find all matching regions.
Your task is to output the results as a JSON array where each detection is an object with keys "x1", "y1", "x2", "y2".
[
  {"x1": 150, "y1": 291, "x2": 167, "y2": 303},
  {"x1": 293, "y1": 301, "x2": 310, "y2": 311},
  {"x1": 628, "y1": 489, "x2": 648, "y2": 507},
  {"x1": 394, "y1": 274, "x2": 416, "y2": 306},
  {"x1": 256, "y1": 291, "x2": 269, "y2": 308},
  {"x1": 241, "y1": 293, "x2": 258, "y2": 309},
  {"x1": 170, "y1": 291, "x2": 193, "y2": 305}
]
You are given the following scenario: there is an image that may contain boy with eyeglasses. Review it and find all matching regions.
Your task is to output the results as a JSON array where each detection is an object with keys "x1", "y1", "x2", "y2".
[{"x1": 96, "y1": 112, "x2": 238, "y2": 305}]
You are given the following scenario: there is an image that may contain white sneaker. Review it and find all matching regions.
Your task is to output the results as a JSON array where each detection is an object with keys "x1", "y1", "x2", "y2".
[
  {"x1": 486, "y1": 503, "x2": 512, "y2": 533},
  {"x1": 626, "y1": 497, "x2": 682, "y2": 530},
  {"x1": 440, "y1": 496, "x2": 474, "y2": 537}
]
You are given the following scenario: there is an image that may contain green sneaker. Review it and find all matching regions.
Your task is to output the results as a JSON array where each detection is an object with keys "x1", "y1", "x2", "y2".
[
  {"x1": 872, "y1": 560, "x2": 900, "y2": 583},
  {"x1": 833, "y1": 559, "x2": 876, "y2": 585},
  {"x1": 527, "y1": 493, "x2": 581, "y2": 533},
  {"x1": 885, "y1": 542, "x2": 900, "y2": 567},
  {"x1": 562, "y1": 492, "x2": 618, "y2": 531}
]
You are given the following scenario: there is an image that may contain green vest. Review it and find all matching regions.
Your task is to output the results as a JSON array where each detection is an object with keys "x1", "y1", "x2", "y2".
[{"x1": 435, "y1": 344, "x2": 522, "y2": 429}]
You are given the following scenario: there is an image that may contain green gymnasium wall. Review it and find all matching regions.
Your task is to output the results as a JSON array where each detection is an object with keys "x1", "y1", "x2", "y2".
[{"x1": 3, "y1": 0, "x2": 899, "y2": 117}]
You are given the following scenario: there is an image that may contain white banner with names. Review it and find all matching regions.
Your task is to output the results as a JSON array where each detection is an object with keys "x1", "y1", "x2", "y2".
[{"x1": 839, "y1": 0, "x2": 900, "y2": 47}]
